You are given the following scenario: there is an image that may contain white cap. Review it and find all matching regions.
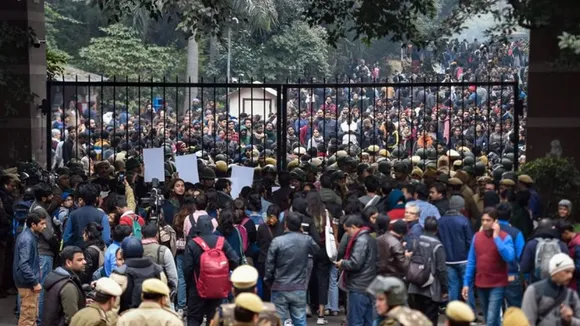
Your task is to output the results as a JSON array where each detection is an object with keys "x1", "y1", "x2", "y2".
[{"x1": 549, "y1": 253, "x2": 575, "y2": 276}]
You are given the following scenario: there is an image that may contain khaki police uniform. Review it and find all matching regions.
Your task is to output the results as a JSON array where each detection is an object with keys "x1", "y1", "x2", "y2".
[
  {"x1": 116, "y1": 278, "x2": 182, "y2": 326},
  {"x1": 70, "y1": 277, "x2": 123, "y2": 326},
  {"x1": 211, "y1": 265, "x2": 280, "y2": 326},
  {"x1": 381, "y1": 306, "x2": 432, "y2": 326},
  {"x1": 445, "y1": 300, "x2": 474, "y2": 324}
]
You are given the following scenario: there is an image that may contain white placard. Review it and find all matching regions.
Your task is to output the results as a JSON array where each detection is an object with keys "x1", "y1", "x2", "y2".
[
  {"x1": 143, "y1": 147, "x2": 165, "y2": 182},
  {"x1": 175, "y1": 154, "x2": 200, "y2": 184},
  {"x1": 272, "y1": 186, "x2": 280, "y2": 192},
  {"x1": 230, "y1": 166, "x2": 255, "y2": 199}
]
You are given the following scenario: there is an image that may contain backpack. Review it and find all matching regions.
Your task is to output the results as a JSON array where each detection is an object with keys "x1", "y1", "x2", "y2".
[
  {"x1": 127, "y1": 213, "x2": 142, "y2": 240},
  {"x1": 122, "y1": 263, "x2": 163, "y2": 308},
  {"x1": 406, "y1": 237, "x2": 441, "y2": 287},
  {"x1": 88, "y1": 245, "x2": 105, "y2": 268},
  {"x1": 235, "y1": 218, "x2": 250, "y2": 252},
  {"x1": 193, "y1": 237, "x2": 231, "y2": 299},
  {"x1": 13, "y1": 200, "x2": 32, "y2": 236},
  {"x1": 535, "y1": 238, "x2": 562, "y2": 279}
]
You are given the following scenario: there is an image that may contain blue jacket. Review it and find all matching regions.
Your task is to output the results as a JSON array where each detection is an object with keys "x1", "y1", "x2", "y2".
[
  {"x1": 520, "y1": 237, "x2": 569, "y2": 282},
  {"x1": 438, "y1": 213, "x2": 473, "y2": 264},
  {"x1": 63, "y1": 205, "x2": 111, "y2": 247},
  {"x1": 13, "y1": 228, "x2": 40, "y2": 288},
  {"x1": 498, "y1": 220, "x2": 525, "y2": 275}
]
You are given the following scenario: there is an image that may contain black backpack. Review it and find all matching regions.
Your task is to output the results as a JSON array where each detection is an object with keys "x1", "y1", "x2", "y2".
[
  {"x1": 122, "y1": 263, "x2": 163, "y2": 309},
  {"x1": 406, "y1": 236, "x2": 441, "y2": 287}
]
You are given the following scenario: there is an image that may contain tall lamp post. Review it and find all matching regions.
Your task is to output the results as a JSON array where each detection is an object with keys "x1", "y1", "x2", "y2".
[{"x1": 227, "y1": 17, "x2": 239, "y2": 83}]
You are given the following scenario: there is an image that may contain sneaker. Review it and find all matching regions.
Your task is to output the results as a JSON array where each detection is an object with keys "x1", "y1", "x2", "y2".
[
  {"x1": 284, "y1": 319, "x2": 294, "y2": 326},
  {"x1": 317, "y1": 317, "x2": 328, "y2": 325},
  {"x1": 176, "y1": 309, "x2": 184, "y2": 319},
  {"x1": 329, "y1": 311, "x2": 339, "y2": 316},
  {"x1": 324, "y1": 309, "x2": 330, "y2": 316},
  {"x1": 306, "y1": 306, "x2": 312, "y2": 317}
]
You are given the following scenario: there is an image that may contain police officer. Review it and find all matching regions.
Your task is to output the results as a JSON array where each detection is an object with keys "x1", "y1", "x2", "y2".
[
  {"x1": 367, "y1": 276, "x2": 431, "y2": 326},
  {"x1": 233, "y1": 293, "x2": 265, "y2": 326},
  {"x1": 70, "y1": 277, "x2": 123, "y2": 326},
  {"x1": 444, "y1": 301, "x2": 475, "y2": 326},
  {"x1": 211, "y1": 265, "x2": 280, "y2": 326},
  {"x1": 117, "y1": 278, "x2": 182, "y2": 326}
]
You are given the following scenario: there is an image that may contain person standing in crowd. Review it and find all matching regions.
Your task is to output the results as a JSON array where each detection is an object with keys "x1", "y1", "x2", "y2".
[
  {"x1": 429, "y1": 182, "x2": 449, "y2": 216},
  {"x1": 210, "y1": 265, "x2": 280, "y2": 326},
  {"x1": 233, "y1": 293, "x2": 267, "y2": 325},
  {"x1": 408, "y1": 217, "x2": 447, "y2": 325},
  {"x1": 462, "y1": 207, "x2": 515, "y2": 326},
  {"x1": 63, "y1": 182, "x2": 111, "y2": 247},
  {"x1": 336, "y1": 215, "x2": 377, "y2": 326},
  {"x1": 496, "y1": 203, "x2": 525, "y2": 308},
  {"x1": 367, "y1": 276, "x2": 431, "y2": 326},
  {"x1": 116, "y1": 278, "x2": 182, "y2": 326},
  {"x1": 558, "y1": 220, "x2": 580, "y2": 295},
  {"x1": 70, "y1": 277, "x2": 123, "y2": 326},
  {"x1": 113, "y1": 237, "x2": 167, "y2": 312},
  {"x1": 412, "y1": 183, "x2": 441, "y2": 224},
  {"x1": 437, "y1": 195, "x2": 475, "y2": 309},
  {"x1": 520, "y1": 218, "x2": 568, "y2": 284},
  {"x1": 42, "y1": 246, "x2": 87, "y2": 326},
  {"x1": 14, "y1": 211, "x2": 46, "y2": 326},
  {"x1": 140, "y1": 223, "x2": 178, "y2": 297},
  {"x1": 184, "y1": 214, "x2": 239, "y2": 326},
  {"x1": 265, "y1": 211, "x2": 319, "y2": 326},
  {"x1": 0, "y1": 174, "x2": 16, "y2": 298},
  {"x1": 81, "y1": 222, "x2": 106, "y2": 284},
  {"x1": 114, "y1": 195, "x2": 145, "y2": 239},
  {"x1": 30, "y1": 182, "x2": 58, "y2": 326},
  {"x1": 104, "y1": 225, "x2": 132, "y2": 276},
  {"x1": 522, "y1": 253, "x2": 580, "y2": 325},
  {"x1": 376, "y1": 214, "x2": 407, "y2": 279},
  {"x1": 256, "y1": 204, "x2": 284, "y2": 301}
]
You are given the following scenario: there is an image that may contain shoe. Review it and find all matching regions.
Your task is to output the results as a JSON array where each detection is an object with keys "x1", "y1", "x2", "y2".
[
  {"x1": 176, "y1": 309, "x2": 184, "y2": 319},
  {"x1": 324, "y1": 309, "x2": 329, "y2": 316},
  {"x1": 306, "y1": 306, "x2": 312, "y2": 317},
  {"x1": 317, "y1": 317, "x2": 328, "y2": 325},
  {"x1": 284, "y1": 319, "x2": 294, "y2": 326},
  {"x1": 330, "y1": 311, "x2": 339, "y2": 316}
]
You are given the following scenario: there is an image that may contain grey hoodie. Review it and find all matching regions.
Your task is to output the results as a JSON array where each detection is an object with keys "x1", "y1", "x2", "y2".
[{"x1": 31, "y1": 201, "x2": 55, "y2": 257}]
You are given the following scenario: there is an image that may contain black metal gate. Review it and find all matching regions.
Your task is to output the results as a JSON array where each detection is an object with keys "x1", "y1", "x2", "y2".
[{"x1": 46, "y1": 76, "x2": 522, "y2": 172}]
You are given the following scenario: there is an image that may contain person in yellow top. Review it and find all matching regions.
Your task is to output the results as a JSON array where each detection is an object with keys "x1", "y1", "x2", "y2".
[
  {"x1": 211, "y1": 265, "x2": 280, "y2": 326},
  {"x1": 70, "y1": 277, "x2": 123, "y2": 326},
  {"x1": 233, "y1": 293, "x2": 266, "y2": 326},
  {"x1": 116, "y1": 278, "x2": 182, "y2": 326}
]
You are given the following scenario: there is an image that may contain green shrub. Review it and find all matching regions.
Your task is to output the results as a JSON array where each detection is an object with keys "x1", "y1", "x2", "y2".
[{"x1": 519, "y1": 157, "x2": 580, "y2": 218}]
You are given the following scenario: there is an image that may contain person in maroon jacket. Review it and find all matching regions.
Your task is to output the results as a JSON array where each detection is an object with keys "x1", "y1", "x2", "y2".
[
  {"x1": 559, "y1": 220, "x2": 580, "y2": 295},
  {"x1": 461, "y1": 206, "x2": 515, "y2": 326}
]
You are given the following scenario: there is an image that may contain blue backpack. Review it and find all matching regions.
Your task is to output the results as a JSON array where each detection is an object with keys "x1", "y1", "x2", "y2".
[{"x1": 13, "y1": 200, "x2": 32, "y2": 236}]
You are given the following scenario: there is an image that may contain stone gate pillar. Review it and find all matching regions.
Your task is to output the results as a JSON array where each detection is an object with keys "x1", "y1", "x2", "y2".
[{"x1": 0, "y1": 0, "x2": 47, "y2": 168}]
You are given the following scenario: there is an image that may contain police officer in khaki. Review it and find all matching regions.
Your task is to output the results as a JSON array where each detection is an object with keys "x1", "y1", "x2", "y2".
[
  {"x1": 233, "y1": 293, "x2": 266, "y2": 326},
  {"x1": 117, "y1": 278, "x2": 182, "y2": 326},
  {"x1": 211, "y1": 265, "x2": 280, "y2": 326},
  {"x1": 70, "y1": 277, "x2": 123, "y2": 326},
  {"x1": 367, "y1": 276, "x2": 432, "y2": 326},
  {"x1": 444, "y1": 300, "x2": 475, "y2": 326}
]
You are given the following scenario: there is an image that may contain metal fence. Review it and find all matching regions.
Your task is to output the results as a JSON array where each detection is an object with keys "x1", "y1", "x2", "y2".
[{"x1": 46, "y1": 76, "x2": 523, "y2": 172}]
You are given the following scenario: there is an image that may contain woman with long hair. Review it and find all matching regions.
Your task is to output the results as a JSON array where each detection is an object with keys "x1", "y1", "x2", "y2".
[
  {"x1": 161, "y1": 178, "x2": 185, "y2": 226},
  {"x1": 81, "y1": 222, "x2": 106, "y2": 284},
  {"x1": 305, "y1": 191, "x2": 333, "y2": 324},
  {"x1": 233, "y1": 198, "x2": 257, "y2": 264},
  {"x1": 215, "y1": 208, "x2": 243, "y2": 265},
  {"x1": 256, "y1": 204, "x2": 283, "y2": 301},
  {"x1": 173, "y1": 196, "x2": 196, "y2": 312}
]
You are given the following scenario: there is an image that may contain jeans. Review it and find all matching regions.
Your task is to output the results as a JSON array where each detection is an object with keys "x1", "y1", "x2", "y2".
[
  {"x1": 271, "y1": 290, "x2": 307, "y2": 326},
  {"x1": 37, "y1": 255, "x2": 53, "y2": 326},
  {"x1": 17, "y1": 288, "x2": 39, "y2": 326},
  {"x1": 447, "y1": 263, "x2": 475, "y2": 310},
  {"x1": 347, "y1": 291, "x2": 374, "y2": 326},
  {"x1": 505, "y1": 275, "x2": 523, "y2": 308},
  {"x1": 175, "y1": 254, "x2": 187, "y2": 310},
  {"x1": 478, "y1": 287, "x2": 505, "y2": 326},
  {"x1": 326, "y1": 265, "x2": 339, "y2": 312}
]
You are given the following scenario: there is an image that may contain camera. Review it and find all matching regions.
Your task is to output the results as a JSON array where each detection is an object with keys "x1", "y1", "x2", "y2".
[{"x1": 32, "y1": 37, "x2": 46, "y2": 48}]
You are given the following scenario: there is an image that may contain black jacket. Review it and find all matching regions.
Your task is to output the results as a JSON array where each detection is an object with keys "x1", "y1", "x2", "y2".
[
  {"x1": 42, "y1": 267, "x2": 85, "y2": 326},
  {"x1": 183, "y1": 234, "x2": 240, "y2": 290},
  {"x1": 257, "y1": 222, "x2": 284, "y2": 264}
]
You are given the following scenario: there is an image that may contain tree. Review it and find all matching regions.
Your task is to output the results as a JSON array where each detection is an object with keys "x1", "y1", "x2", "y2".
[{"x1": 78, "y1": 24, "x2": 184, "y2": 79}]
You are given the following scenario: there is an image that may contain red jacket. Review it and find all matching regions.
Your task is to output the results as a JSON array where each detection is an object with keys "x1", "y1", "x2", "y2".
[
  {"x1": 474, "y1": 231, "x2": 509, "y2": 288},
  {"x1": 118, "y1": 212, "x2": 145, "y2": 228}
]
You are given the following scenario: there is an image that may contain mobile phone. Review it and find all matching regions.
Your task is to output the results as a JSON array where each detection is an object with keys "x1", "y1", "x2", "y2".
[{"x1": 118, "y1": 173, "x2": 125, "y2": 184}]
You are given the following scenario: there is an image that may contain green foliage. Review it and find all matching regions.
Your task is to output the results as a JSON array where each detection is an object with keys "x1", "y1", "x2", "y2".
[
  {"x1": 519, "y1": 157, "x2": 580, "y2": 216},
  {"x1": 78, "y1": 24, "x2": 185, "y2": 79},
  {"x1": 46, "y1": 47, "x2": 71, "y2": 80}
]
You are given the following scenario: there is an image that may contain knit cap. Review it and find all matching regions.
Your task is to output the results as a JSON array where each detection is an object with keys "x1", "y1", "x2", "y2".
[
  {"x1": 448, "y1": 195, "x2": 465, "y2": 211},
  {"x1": 549, "y1": 253, "x2": 575, "y2": 276}
]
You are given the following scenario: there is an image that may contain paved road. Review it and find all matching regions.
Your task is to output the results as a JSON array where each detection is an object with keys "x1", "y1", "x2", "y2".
[{"x1": 0, "y1": 294, "x2": 449, "y2": 325}]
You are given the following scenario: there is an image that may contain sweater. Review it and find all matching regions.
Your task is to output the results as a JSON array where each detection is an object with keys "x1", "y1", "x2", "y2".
[{"x1": 464, "y1": 230, "x2": 514, "y2": 288}]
